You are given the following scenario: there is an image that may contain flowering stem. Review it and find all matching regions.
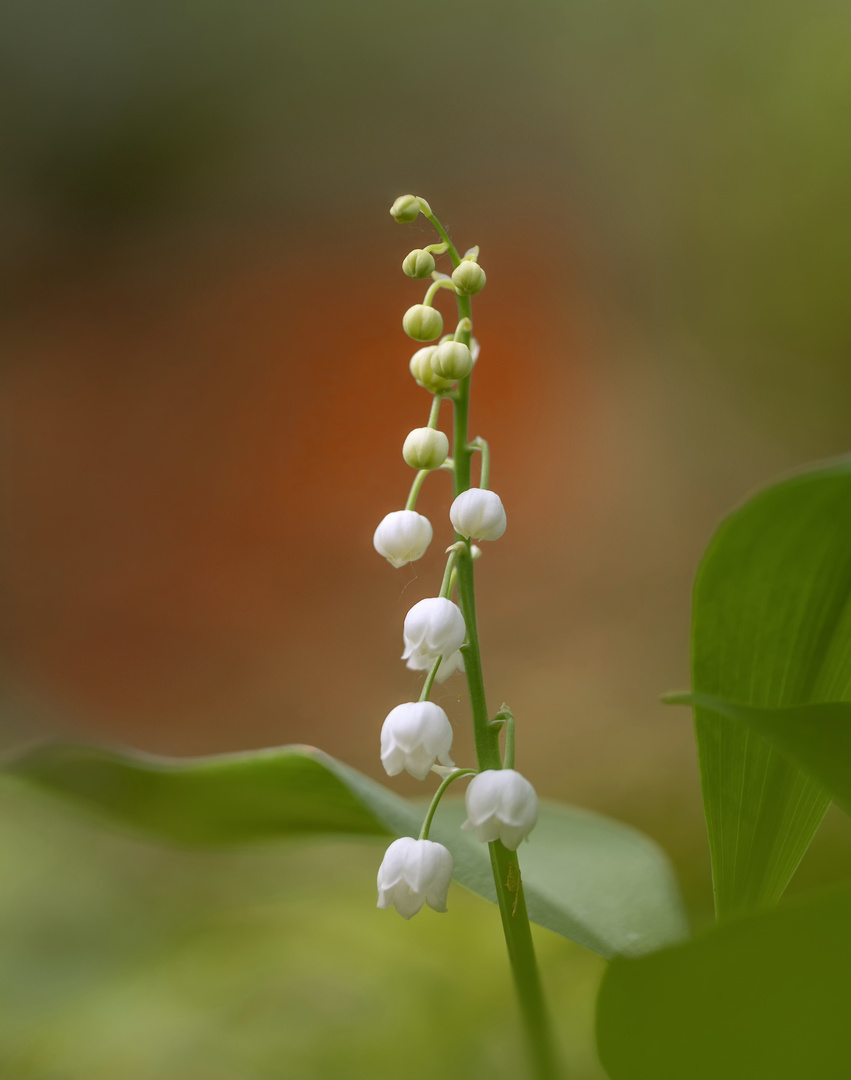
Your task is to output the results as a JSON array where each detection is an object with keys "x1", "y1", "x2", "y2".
[
  {"x1": 404, "y1": 469, "x2": 429, "y2": 512},
  {"x1": 418, "y1": 768, "x2": 477, "y2": 840},
  {"x1": 422, "y1": 205, "x2": 560, "y2": 1080}
]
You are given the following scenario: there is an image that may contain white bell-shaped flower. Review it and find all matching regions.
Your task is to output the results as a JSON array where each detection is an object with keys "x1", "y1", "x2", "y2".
[
  {"x1": 449, "y1": 488, "x2": 507, "y2": 541},
  {"x1": 377, "y1": 837, "x2": 454, "y2": 919},
  {"x1": 380, "y1": 701, "x2": 455, "y2": 780},
  {"x1": 405, "y1": 647, "x2": 466, "y2": 682},
  {"x1": 373, "y1": 510, "x2": 433, "y2": 568},
  {"x1": 402, "y1": 597, "x2": 466, "y2": 667},
  {"x1": 461, "y1": 769, "x2": 538, "y2": 850}
]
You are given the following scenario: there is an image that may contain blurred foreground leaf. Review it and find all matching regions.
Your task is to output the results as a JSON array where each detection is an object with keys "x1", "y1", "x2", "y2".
[
  {"x1": 4, "y1": 741, "x2": 687, "y2": 958},
  {"x1": 670, "y1": 693, "x2": 851, "y2": 819},
  {"x1": 596, "y1": 885, "x2": 851, "y2": 1080},
  {"x1": 691, "y1": 457, "x2": 851, "y2": 918}
]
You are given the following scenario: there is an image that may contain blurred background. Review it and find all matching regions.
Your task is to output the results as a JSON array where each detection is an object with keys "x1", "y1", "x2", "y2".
[{"x1": 1, "y1": 0, "x2": 851, "y2": 1076}]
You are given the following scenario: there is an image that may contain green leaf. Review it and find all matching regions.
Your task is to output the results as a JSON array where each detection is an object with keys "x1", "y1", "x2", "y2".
[
  {"x1": 690, "y1": 456, "x2": 851, "y2": 918},
  {"x1": 3, "y1": 741, "x2": 688, "y2": 959},
  {"x1": 596, "y1": 885, "x2": 851, "y2": 1080},
  {"x1": 669, "y1": 692, "x2": 851, "y2": 820}
]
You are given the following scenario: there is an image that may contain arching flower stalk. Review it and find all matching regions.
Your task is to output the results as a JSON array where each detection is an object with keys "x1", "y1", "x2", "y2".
[{"x1": 370, "y1": 196, "x2": 558, "y2": 1080}]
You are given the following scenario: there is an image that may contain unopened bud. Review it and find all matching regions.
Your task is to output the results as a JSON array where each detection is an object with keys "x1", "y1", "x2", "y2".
[
  {"x1": 402, "y1": 249, "x2": 436, "y2": 279},
  {"x1": 403, "y1": 304, "x2": 444, "y2": 342},
  {"x1": 449, "y1": 488, "x2": 507, "y2": 541},
  {"x1": 409, "y1": 347, "x2": 457, "y2": 393},
  {"x1": 390, "y1": 195, "x2": 422, "y2": 223},
  {"x1": 451, "y1": 260, "x2": 487, "y2": 297},
  {"x1": 431, "y1": 341, "x2": 473, "y2": 381},
  {"x1": 403, "y1": 427, "x2": 450, "y2": 470}
]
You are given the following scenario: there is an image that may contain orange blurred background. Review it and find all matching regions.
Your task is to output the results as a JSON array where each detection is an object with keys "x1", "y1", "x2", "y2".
[{"x1": 2, "y1": 0, "x2": 851, "y2": 916}]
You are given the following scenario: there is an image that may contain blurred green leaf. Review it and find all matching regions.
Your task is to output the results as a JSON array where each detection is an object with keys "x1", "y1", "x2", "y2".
[
  {"x1": 691, "y1": 456, "x2": 851, "y2": 918},
  {"x1": 596, "y1": 885, "x2": 851, "y2": 1080},
  {"x1": 4, "y1": 741, "x2": 687, "y2": 958},
  {"x1": 670, "y1": 693, "x2": 851, "y2": 820}
]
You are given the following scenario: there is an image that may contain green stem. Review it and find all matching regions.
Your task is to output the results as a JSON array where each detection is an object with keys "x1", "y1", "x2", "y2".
[
  {"x1": 470, "y1": 436, "x2": 491, "y2": 489},
  {"x1": 418, "y1": 769, "x2": 477, "y2": 840},
  {"x1": 405, "y1": 469, "x2": 429, "y2": 512},
  {"x1": 491, "y1": 707, "x2": 515, "y2": 769},
  {"x1": 418, "y1": 656, "x2": 442, "y2": 702},
  {"x1": 489, "y1": 843, "x2": 561, "y2": 1080},
  {"x1": 423, "y1": 206, "x2": 560, "y2": 1080},
  {"x1": 427, "y1": 394, "x2": 442, "y2": 430},
  {"x1": 439, "y1": 548, "x2": 459, "y2": 598},
  {"x1": 424, "y1": 278, "x2": 455, "y2": 306}
]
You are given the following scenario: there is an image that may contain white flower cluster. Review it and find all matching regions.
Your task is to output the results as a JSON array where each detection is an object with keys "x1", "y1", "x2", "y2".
[
  {"x1": 373, "y1": 491, "x2": 507, "y2": 570},
  {"x1": 373, "y1": 199, "x2": 536, "y2": 920},
  {"x1": 375, "y1": 770, "x2": 539, "y2": 918}
]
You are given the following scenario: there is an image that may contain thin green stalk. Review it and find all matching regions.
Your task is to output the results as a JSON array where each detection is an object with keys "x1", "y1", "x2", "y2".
[
  {"x1": 439, "y1": 548, "x2": 459, "y2": 598},
  {"x1": 422, "y1": 205, "x2": 560, "y2": 1080},
  {"x1": 471, "y1": 436, "x2": 491, "y2": 489},
  {"x1": 418, "y1": 769, "x2": 477, "y2": 840},
  {"x1": 418, "y1": 656, "x2": 442, "y2": 702},
  {"x1": 405, "y1": 469, "x2": 429, "y2": 511},
  {"x1": 491, "y1": 707, "x2": 516, "y2": 769}
]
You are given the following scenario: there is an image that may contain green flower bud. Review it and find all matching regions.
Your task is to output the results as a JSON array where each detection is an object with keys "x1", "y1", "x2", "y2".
[
  {"x1": 451, "y1": 260, "x2": 487, "y2": 297},
  {"x1": 402, "y1": 249, "x2": 436, "y2": 279},
  {"x1": 403, "y1": 304, "x2": 443, "y2": 342},
  {"x1": 402, "y1": 427, "x2": 450, "y2": 470},
  {"x1": 431, "y1": 341, "x2": 473, "y2": 381},
  {"x1": 409, "y1": 347, "x2": 456, "y2": 392},
  {"x1": 390, "y1": 195, "x2": 422, "y2": 223}
]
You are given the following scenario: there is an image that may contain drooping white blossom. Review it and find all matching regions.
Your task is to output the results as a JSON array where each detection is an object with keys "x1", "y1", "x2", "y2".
[
  {"x1": 380, "y1": 701, "x2": 455, "y2": 780},
  {"x1": 449, "y1": 488, "x2": 507, "y2": 542},
  {"x1": 404, "y1": 647, "x2": 465, "y2": 682},
  {"x1": 373, "y1": 510, "x2": 433, "y2": 568},
  {"x1": 377, "y1": 837, "x2": 454, "y2": 919},
  {"x1": 402, "y1": 597, "x2": 466, "y2": 669},
  {"x1": 461, "y1": 769, "x2": 538, "y2": 850}
]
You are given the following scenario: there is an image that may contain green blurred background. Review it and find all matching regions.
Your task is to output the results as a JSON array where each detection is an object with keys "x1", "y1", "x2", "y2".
[{"x1": 1, "y1": 1, "x2": 851, "y2": 1076}]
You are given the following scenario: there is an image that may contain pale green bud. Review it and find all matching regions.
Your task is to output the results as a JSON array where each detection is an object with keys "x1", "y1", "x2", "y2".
[
  {"x1": 451, "y1": 260, "x2": 487, "y2": 297},
  {"x1": 403, "y1": 304, "x2": 443, "y2": 342},
  {"x1": 431, "y1": 341, "x2": 473, "y2": 381},
  {"x1": 409, "y1": 347, "x2": 457, "y2": 392},
  {"x1": 402, "y1": 427, "x2": 450, "y2": 470},
  {"x1": 402, "y1": 249, "x2": 436, "y2": 279},
  {"x1": 390, "y1": 195, "x2": 421, "y2": 223}
]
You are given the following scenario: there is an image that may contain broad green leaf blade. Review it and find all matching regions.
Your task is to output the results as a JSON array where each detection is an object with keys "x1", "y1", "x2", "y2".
[
  {"x1": 670, "y1": 693, "x2": 851, "y2": 819},
  {"x1": 597, "y1": 885, "x2": 851, "y2": 1080},
  {"x1": 3, "y1": 741, "x2": 687, "y2": 958},
  {"x1": 691, "y1": 456, "x2": 851, "y2": 918}
]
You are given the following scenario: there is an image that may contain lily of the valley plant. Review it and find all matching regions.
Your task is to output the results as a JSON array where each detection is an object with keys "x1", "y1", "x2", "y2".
[{"x1": 373, "y1": 195, "x2": 556, "y2": 1077}]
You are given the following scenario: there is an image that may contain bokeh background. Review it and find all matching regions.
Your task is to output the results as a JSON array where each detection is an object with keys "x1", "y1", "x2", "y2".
[{"x1": 2, "y1": 1, "x2": 851, "y2": 1076}]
